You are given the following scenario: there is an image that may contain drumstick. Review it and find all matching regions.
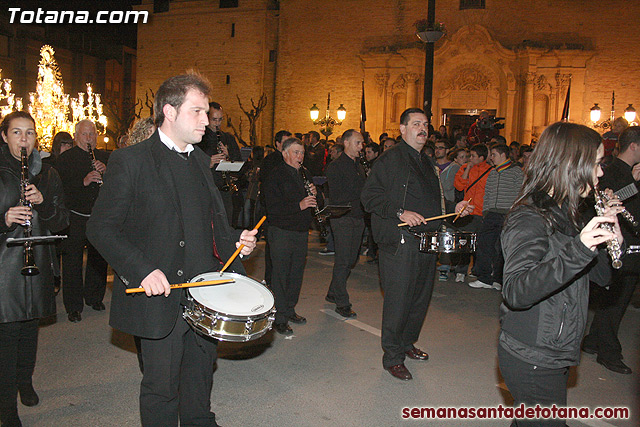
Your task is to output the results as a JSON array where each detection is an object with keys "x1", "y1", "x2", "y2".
[
  {"x1": 219, "y1": 215, "x2": 267, "y2": 275},
  {"x1": 397, "y1": 212, "x2": 458, "y2": 227},
  {"x1": 125, "y1": 279, "x2": 234, "y2": 294},
  {"x1": 452, "y1": 198, "x2": 473, "y2": 223}
]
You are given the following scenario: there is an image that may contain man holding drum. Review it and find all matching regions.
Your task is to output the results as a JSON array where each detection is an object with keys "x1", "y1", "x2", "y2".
[
  {"x1": 361, "y1": 108, "x2": 473, "y2": 381},
  {"x1": 87, "y1": 72, "x2": 257, "y2": 427}
]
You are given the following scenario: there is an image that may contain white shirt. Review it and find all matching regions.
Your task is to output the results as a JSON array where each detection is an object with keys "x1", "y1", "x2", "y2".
[{"x1": 158, "y1": 128, "x2": 194, "y2": 155}]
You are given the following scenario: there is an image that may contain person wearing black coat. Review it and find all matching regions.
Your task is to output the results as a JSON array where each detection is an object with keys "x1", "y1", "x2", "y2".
[
  {"x1": 499, "y1": 122, "x2": 620, "y2": 427},
  {"x1": 361, "y1": 108, "x2": 472, "y2": 381},
  {"x1": 86, "y1": 74, "x2": 257, "y2": 427},
  {"x1": 0, "y1": 111, "x2": 69, "y2": 427}
]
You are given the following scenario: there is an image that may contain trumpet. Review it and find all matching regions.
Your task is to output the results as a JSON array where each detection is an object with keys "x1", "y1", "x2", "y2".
[
  {"x1": 87, "y1": 142, "x2": 103, "y2": 186},
  {"x1": 20, "y1": 147, "x2": 39, "y2": 276},
  {"x1": 594, "y1": 189, "x2": 623, "y2": 269},
  {"x1": 216, "y1": 127, "x2": 238, "y2": 193}
]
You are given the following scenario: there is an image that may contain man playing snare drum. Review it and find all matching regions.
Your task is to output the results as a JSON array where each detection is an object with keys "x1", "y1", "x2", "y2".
[
  {"x1": 361, "y1": 108, "x2": 472, "y2": 381},
  {"x1": 87, "y1": 72, "x2": 257, "y2": 427}
]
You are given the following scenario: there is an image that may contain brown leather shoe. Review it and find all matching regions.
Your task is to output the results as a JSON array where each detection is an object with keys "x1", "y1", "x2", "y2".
[
  {"x1": 405, "y1": 346, "x2": 429, "y2": 361},
  {"x1": 385, "y1": 363, "x2": 412, "y2": 380}
]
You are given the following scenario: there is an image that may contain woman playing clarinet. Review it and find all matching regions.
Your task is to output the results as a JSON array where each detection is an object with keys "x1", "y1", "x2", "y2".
[
  {"x1": 498, "y1": 122, "x2": 623, "y2": 426},
  {"x1": 0, "y1": 111, "x2": 68, "y2": 426}
]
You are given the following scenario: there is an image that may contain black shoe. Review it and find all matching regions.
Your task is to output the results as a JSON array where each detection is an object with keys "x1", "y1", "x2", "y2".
[
  {"x1": 385, "y1": 363, "x2": 412, "y2": 381},
  {"x1": 581, "y1": 340, "x2": 597, "y2": 355},
  {"x1": 597, "y1": 357, "x2": 632, "y2": 374},
  {"x1": 335, "y1": 306, "x2": 357, "y2": 318},
  {"x1": 273, "y1": 322, "x2": 293, "y2": 335},
  {"x1": 405, "y1": 346, "x2": 429, "y2": 361},
  {"x1": 18, "y1": 383, "x2": 39, "y2": 407},
  {"x1": 288, "y1": 313, "x2": 307, "y2": 324},
  {"x1": 68, "y1": 311, "x2": 82, "y2": 322},
  {"x1": 325, "y1": 295, "x2": 336, "y2": 304},
  {"x1": 88, "y1": 302, "x2": 106, "y2": 311}
]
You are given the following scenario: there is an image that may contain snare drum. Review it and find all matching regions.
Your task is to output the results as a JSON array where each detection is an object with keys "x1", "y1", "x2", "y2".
[
  {"x1": 418, "y1": 231, "x2": 476, "y2": 253},
  {"x1": 183, "y1": 272, "x2": 275, "y2": 342}
]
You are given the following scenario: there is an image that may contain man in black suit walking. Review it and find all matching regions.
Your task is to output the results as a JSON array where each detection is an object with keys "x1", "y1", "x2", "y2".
[{"x1": 87, "y1": 72, "x2": 257, "y2": 426}]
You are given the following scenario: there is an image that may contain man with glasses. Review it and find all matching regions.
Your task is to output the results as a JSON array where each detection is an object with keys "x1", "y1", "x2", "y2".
[{"x1": 199, "y1": 102, "x2": 242, "y2": 225}]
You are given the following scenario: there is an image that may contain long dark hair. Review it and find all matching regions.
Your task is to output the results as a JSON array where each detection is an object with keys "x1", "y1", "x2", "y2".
[{"x1": 513, "y1": 121, "x2": 602, "y2": 229}]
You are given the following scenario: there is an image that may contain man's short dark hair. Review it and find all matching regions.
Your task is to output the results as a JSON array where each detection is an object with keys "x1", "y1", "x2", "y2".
[
  {"x1": 470, "y1": 143, "x2": 488, "y2": 160},
  {"x1": 492, "y1": 135, "x2": 507, "y2": 145},
  {"x1": 309, "y1": 131, "x2": 320, "y2": 141},
  {"x1": 333, "y1": 143, "x2": 344, "y2": 154},
  {"x1": 455, "y1": 133, "x2": 467, "y2": 143},
  {"x1": 294, "y1": 132, "x2": 303, "y2": 140},
  {"x1": 490, "y1": 143, "x2": 510, "y2": 157},
  {"x1": 400, "y1": 108, "x2": 425, "y2": 126},
  {"x1": 619, "y1": 127, "x2": 640, "y2": 154},
  {"x1": 379, "y1": 132, "x2": 388, "y2": 142},
  {"x1": 275, "y1": 130, "x2": 292, "y2": 145},
  {"x1": 366, "y1": 142, "x2": 380, "y2": 154},
  {"x1": 341, "y1": 129, "x2": 359, "y2": 142},
  {"x1": 154, "y1": 72, "x2": 211, "y2": 127},
  {"x1": 282, "y1": 137, "x2": 303, "y2": 152},
  {"x1": 209, "y1": 101, "x2": 222, "y2": 111}
]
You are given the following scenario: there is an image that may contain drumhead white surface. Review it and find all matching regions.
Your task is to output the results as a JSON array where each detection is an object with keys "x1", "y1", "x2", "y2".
[{"x1": 189, "y1": 272, "x2": 274, "y2": 316}]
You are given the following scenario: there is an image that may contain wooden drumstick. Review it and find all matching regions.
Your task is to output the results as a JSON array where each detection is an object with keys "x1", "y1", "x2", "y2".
[
  {"x1": 453, "y1": 198, "x2": 473, "y2": 223},
  {"x1": 125, "y1": 278, "x2": 234, "y2": 294},
  {"x1": 219, "y1": 215, "x2": 267, "y2": 275},
  {"x1": 397, "y1": 212, "x2": 458, "y2": 227}
]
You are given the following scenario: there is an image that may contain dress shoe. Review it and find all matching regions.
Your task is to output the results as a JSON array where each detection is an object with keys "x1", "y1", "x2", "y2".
[
  {"x1": 273, "y1": 322, "x2": 293, "y2": 335},
  {"x1": 335, "y1": 306, "x2": 357, "y2": 318},
  {"x1": 18, "y1": 383, "x2": 39, "y2": 407},
  {"x1": 325, "y1": 295, "x2": 336, "y2": 304},
  {"x1": 288, "y1": 313, "x2": 306, "y2": 324},
  {"x1": 385, "y1": 364, "x2": 412, "y2": 380},
  {"x1": 581, "y1": 340, "x2": 597, "y2": 355},
  {"x1": 88, "y1": 302, "x2": 106, "y2": 311},
  {"x1": 597, "y1": 357, "x2": 632, "y2": 374},
  {"x1": 68, "y1": 311, "x2": 82, "y2": 322},
  {"x1": 405, "y1": 346, "x2": 429, "y2": 361}
]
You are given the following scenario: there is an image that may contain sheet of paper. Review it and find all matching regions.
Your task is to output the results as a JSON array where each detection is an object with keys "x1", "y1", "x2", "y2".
[{"x1": 215, "y1": 161, "x2": 245, "y2": 172}]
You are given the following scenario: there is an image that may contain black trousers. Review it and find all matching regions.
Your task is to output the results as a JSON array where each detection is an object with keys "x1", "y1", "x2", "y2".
[
  {"x1": 379, "y1": 241, "x2": 436, "y2": 368},
  {"x1": 584, "y1": 270, "x2": 639, "y2": 362},
  {"x1": 498, "y1": 345, "x2": 569, "y2": 427},
  {"x1": 268, "y1": 226, "x2": 308, "y2": 324},
  {"x1": 327, "y1": 217, "x2": 364, "y2": 308},
  {"x1": 139, "y1": 315, "x2": 218, "y2": 427},
  {"x1": 61, "y1": 213, "x2": 108, "y2": 312},
  {"x1": 0, "y1": 319, "x2": 38, "y2": 420},
  {"x1": 474, "y1": 212, "x2": 505, "y2": 284}
]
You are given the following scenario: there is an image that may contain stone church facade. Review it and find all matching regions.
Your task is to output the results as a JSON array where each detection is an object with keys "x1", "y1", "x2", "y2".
[{"x1": 135, "y1": 0, "x2": 639, "y2": 145}]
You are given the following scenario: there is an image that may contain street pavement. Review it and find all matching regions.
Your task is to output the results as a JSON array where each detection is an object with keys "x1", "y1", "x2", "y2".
[{"x1": 19, "y1": 234, "x2": 639, "y2": 426}]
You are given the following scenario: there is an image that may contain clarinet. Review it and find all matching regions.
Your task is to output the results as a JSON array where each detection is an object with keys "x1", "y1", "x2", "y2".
[
  {"x1": 216, "y1": 128, "x2": 238, "y2": 193},
  {"x1": 299, "y1": 163, "x2": 328, "y2": 237},
  {"x1": 594, "y1": 189, "x2": 623, "y2": 269},
  {"x1": 20, "y1": 147, "x2": 39, "y2": 276},
  {"x1": 87, "y1": 142, "x2": 103, "y2": 186},
  {"x1": 358, "y1": 151, "x2": 371, "y2": 176}
]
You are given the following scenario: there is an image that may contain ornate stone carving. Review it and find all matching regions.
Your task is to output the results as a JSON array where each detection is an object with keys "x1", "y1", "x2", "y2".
[
  {"x1": 391, "y1": 74, "x2": 407, "y2": 91},
  {"x1": 375, "y1": 73, "x2": 389, "y2": 96},
  {"x1": 446, "y1": 65, "x2": 492, "y2": 91},
  {"x1": 536, "y1": 75, "x2": 551, "y2": 92},
  {"x1": 404, "y1": 73, "x2": 420, "y2": 84},
  {"x1": 525, "y1": 72, "x2": 537, "y2": 85}
]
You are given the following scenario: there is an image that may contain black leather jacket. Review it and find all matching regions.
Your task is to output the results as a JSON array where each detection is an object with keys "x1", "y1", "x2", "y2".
[
  {"x1": 499, "y1": 193, "x2": 612, "y2": 368},
  {"x1": 0, "y1": 145, "x2": 69, "y2": 322}
]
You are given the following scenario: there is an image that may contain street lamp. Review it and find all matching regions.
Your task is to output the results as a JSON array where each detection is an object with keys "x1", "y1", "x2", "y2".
[
  {"x1": 624, "y1": 104, "x2": 636, "y2": 124},
  {"x1": 309, "y1": 93, "x2": 346, "y2": 140},
  {"x1": 590, "y1": 103, "x2": 602, "y2": 123}
]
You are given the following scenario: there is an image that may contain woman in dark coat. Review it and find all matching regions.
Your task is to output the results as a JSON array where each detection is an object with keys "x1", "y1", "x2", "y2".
[
  {"x1": 0, "y1": 111, "x2": 69, "y2": 427},
  {"x1": 498, "y1": 122, "x2": 623, "y2": 426}
]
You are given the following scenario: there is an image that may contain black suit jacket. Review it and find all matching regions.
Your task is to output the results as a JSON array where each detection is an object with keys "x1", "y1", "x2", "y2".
[{"x1": 86, "y1": 131, "x2": 244, "y2": 339}]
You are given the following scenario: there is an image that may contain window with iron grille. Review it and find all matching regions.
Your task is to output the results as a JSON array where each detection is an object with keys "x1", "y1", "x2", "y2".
[{"x1": 460, "y1": 0, "x2": 485, "y2": 10}]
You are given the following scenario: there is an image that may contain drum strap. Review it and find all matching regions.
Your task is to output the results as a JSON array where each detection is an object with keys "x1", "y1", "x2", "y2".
[{"x1": 435, "y1": 165, "x2": 447, "y2": 231}]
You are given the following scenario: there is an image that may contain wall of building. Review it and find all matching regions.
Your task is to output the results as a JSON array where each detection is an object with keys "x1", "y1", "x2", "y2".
[{"x1": 135, "y1": 0, "x2": 640, "y2": 144}]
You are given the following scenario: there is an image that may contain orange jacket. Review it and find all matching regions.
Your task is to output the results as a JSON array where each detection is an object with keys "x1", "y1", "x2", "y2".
[{"x1": 454, "y1": 161, "x2": 492, "y2": 216}]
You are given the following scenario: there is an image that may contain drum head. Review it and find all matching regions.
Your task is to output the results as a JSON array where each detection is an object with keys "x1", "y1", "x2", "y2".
[{"x1": 189, "y1": 272, "x2": 274, "y2": 317}]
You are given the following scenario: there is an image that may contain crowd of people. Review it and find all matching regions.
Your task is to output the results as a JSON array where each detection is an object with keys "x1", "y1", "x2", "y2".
[{"x1": 0, "y1": 72, "x2": 638, "y2": 427}]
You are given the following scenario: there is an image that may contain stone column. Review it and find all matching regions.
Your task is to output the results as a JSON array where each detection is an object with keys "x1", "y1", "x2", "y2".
[
  {"x1": 522, "y1": 72, "x2": 536, "y2": 144},
  {"x1": 405, "y1": 73, "x2": 420, "y2": 109}
]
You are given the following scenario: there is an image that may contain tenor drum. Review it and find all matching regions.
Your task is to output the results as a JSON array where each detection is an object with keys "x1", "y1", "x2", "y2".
[
  {"x1": 419, "y1": 231, "x2": 476, "y2": 254},
  {"x1": 183, "y1": 272, "x2": 275, "y2": 342}
]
